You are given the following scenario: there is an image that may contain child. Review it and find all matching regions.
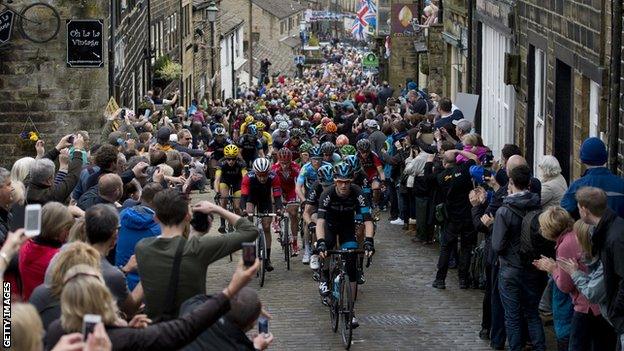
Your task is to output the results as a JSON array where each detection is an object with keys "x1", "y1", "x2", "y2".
[{"x1": 456, "y1": 133, "x2": 488, "y2": 164}]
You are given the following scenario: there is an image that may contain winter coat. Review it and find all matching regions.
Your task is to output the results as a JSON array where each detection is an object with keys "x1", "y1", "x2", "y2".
[
  {"x1": 491, "y1": 191, "x2": 541, "y2": 269},
  {"x1": 18, "y1": 237, "x2": 63, "y2": 300},
  {"x1": 591, "y1": 209, "x2": 624, "y2": 333},
  {"x1": 561, "y1": 167, "x2": 624, "y2": 218},
  {"x1": 540, "y1": 174, "x2": 568, "y2": 208},
  {"x1": 116, "y1": 205, "x2": 161, "y2": 290},
  {"x1": 571, "y1": 260, "x2": 609, "y2": 320}
]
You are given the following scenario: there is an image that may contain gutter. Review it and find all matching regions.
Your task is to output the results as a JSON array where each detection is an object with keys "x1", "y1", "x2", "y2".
[{"x1": 608, "y1": 0, "x2": 622, "y2": 172}]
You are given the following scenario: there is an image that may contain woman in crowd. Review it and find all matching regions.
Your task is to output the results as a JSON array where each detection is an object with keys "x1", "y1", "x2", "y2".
[
  {"x1": 538, "y1": 155, "x2": 568, "y2": 208},
  {"x1": 18, "y1": 202, "x2": 74, "y2": 300}
]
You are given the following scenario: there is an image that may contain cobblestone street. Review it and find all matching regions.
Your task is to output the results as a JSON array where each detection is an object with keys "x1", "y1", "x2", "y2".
[{"x1": 199, "y1": 194, "x2": 493, "y2": 350}]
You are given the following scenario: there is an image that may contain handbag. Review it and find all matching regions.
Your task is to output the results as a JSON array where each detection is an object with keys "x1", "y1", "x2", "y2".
[{"x1": 154, "y1": 238, "x2": 186, "y2": 322}]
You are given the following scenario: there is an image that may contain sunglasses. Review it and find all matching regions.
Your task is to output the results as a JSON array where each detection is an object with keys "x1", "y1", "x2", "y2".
[{"x1": 335, "y1": 179, "x2": 352, "y2": 184}]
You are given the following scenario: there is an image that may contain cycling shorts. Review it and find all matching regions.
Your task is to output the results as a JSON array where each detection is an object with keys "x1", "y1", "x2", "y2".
[
  {"x1": 219, "y1": 182, "x2": 242, "y2": 194},
  {"x1": 324, "y1": 238, "x2": 359, "y2": 283}
]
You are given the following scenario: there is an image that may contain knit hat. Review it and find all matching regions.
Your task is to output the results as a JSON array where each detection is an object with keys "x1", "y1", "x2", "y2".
[{"x1": 580, "y1": 137, "x2": 607, "y2": 166}]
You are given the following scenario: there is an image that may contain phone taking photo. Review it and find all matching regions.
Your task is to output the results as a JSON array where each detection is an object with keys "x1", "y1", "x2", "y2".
[
  {"x1": 242, "y1": 242, "x2": 256, "y2": 267},
  {"x1": 82, "y1": 314, "x2": 101, "y2": 341},
  {"x1": 258, "y1": 316, "x2": 269, "y2": 335},
  {"x1": 24, "y1": 204, "x2": 42, "y2": 237}
]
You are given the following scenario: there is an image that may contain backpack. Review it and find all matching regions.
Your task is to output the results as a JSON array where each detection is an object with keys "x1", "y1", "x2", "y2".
[
  {"x1": 469, "y1": 239, "x2": 486, "y2": 290},
  {"x1": 504, "y1": 205, "x2": 555, "y2": 266}
]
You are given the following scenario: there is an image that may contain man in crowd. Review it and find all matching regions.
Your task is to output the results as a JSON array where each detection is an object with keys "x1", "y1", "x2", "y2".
[
  {"x1": 77, "y1": 173, "x2": 123, "y2": 210},
  {"x1": 576, "y1": 186, "x2": 624, "y2": 344},
  {"x1": 434, "y1": 97, "x2": 464, "y2": 129}
]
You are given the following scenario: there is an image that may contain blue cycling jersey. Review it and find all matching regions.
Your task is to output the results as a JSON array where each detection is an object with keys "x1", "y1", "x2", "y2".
[{"x1": 296, "y1": 161, "x2": 332, "y2": 191}]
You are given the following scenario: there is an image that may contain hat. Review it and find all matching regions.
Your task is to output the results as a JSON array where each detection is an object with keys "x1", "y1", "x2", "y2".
[
  {"x1": 580, "y1": 137, "x2": 607, "y2": 166},
  {"x1": 452, "y1": 118, "x2": 473, "y2": 133},
  {"x1": 365, "y1": 119, "x2": 379, "y2": 129},
  {"x1": 157, "y1": 127, "x2": 171, "y2": 141}
]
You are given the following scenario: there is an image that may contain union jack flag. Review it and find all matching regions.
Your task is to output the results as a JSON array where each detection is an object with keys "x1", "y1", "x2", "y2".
[{"x1": 351, "y1": 0, "x2": 377, "y2": 41}]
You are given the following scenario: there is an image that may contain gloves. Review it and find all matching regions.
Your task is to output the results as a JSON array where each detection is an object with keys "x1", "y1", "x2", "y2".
[
  {"x1": 363, "y1": 237, "x2": 375, "y2": 255},
  {"x1": 316, "y1": 238, "x2": 327, "y2": 254}
]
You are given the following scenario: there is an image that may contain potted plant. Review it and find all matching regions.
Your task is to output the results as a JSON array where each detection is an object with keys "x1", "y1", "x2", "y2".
[{"x1": 153, "y1": 55, "x2": 182, "y2": 87}]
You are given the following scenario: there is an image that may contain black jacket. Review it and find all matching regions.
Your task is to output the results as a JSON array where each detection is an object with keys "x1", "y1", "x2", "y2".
[
  {"x1": 0, "y1": 207, "x2": 11, "y2": 245},
  {"x1": 431, "y1": 159, "x2": 475, "y2": 222},
  {"x1": 491, "y1": 191, "x2": 541, "y2": 269},
  {"x1": 592, "y1": 209, "x2": 624, "y2": 334},
  {"x1": 76, "y1": 187, "x2": 112, "y2": 211},
  {"x1": 27, "y1": 149, "x2": 82, "y2": 205}
]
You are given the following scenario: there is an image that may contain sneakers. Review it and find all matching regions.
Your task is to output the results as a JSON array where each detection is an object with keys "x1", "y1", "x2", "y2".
[
  {"x1": 291, "y1": 241, "x2": 299, "y2": 257},
  {"x1": 432, "y1": 280, "x2": 446, "y2": 289},
  {"x1": 478, "y1": 328, "x2": 490, "y2": 340},
  {"x1": 302, "y1": 247, "x2": 311, "y2": 264},
  {"x1": 310, "y1": 254, "x2": 320, "y2": 270},
  {"x1": 319, "y1": 281, "x2": 330, "y2": 296},
  {"x1": 390, "y1": 218, "x2": 405, "y2": 225},
  {"x1": 351, "y1": 315, "x2": 360, "y2": 329},
  {"x1": 265, "y1": 259, "x2": 274, "y2": 272},
  {"x1": 357, "y1": 271, "x2": 366, "y2": 285}
]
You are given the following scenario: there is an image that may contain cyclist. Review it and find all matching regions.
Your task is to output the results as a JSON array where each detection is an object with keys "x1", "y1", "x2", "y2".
[
  {"x1": 296, "y1": 142, "x2": 312, "y2": 166},
  {"x1": 319, "y1": 121, "x2": 338, "y2": 144},
  {"x1": 213, "y1": 144, "x2": 247, "y2": 233},
  {"x1": 241, "y1": 158, "x2": 283, "y2": 272},
  {"x1": 320, "y1": 141, "x2": 342, "y2": 165},
  {"x1": 356, "y1": 139, "x2": 386, "y2": 210},
  {"x1": 271, "y1": 148, "x2": 301, "y2": 256},
  {"x1": 255, "y1": 121, "x2": 273, "y2": 157},
  {"x1": 296, "y1": 146, "x2": 332, "y2": 264},
  {"x1": 315, "y1": 163, "x2": 375, "y2": 328},
  {"x1": 238, "y1": 124, "x2": 264, "y2": 168},
  {"x1": 340, "y1": 144, "x2": 357, "y2": 159},
  {"x1": 239, "y1": 115, "x2": 255, "y2": 135},
  {"x1": 344, "y1": 154, "x2": 370, "y2": 284},
  {"x1": 303, "y1": 164, "x2": 334, "y2": 270},
  {"x1": 271, "y1": 121, "x2": 290, "y2": 150},
  {"x1": 284, "y1": 128, "x2": 305, "y2": 161},
  {"x1": 207, "y1": 126, "x2": 232, "y2": 182}
]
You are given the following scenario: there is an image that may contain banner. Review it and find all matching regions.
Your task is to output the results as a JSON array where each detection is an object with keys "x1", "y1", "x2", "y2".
[
  {"x1": 305, "y1": 10, "x2": 355, "y2": 22},
  {"x1": 390, "y1": 4, "x2": 419, "y2": 36}
]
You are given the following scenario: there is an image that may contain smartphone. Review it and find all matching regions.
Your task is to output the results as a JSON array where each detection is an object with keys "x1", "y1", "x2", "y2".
[
  {"x1": 120, "y1": 109, "x2": 126, "y2": 119},
  {"x1": 242, "y1": 242, "x2": 256, "y2": 267},
  {"x1": 258, "y1": 316, "x2": 269, "y2": 335},
  {"x1": 82, "y1": 314, "x2": 101, "y2": 340},
  {"x1": 144, "y1": 108, "x2": 152, "y2": 118},
  {"x1": 24, "y1": 204, "x2": 42, "y2": 237},
  {"x1": 67, "y1": 135, "x2": 74, "y2": 144},
  {"x1": 184, "y1": 165, "x2": 190, "y2": 177}
]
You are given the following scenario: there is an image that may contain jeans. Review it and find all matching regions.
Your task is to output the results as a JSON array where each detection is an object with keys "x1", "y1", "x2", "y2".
[
  {"x1": 569, "y1": 311, "x2": 616, "y2": 351},
  {"x1": 498, "y1": 265, "x2": 547, "y2": 351},
  {"x1": 435, "y1": 220, "x2": 475, "y2": 283},
  {"x1": 490, "y1": 264, "x2": 507, "y2": 347}
]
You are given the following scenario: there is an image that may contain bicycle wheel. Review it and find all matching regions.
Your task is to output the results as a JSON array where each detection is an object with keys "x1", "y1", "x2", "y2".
[
  {"x1": 340, "y1": 275, "x2": 354, "y2": 349},
  {"x1": 282, "y1": 217, "x2": 290, "y2": 270},
  {"x1": 19, "y1": 3, "x2": 60, "y2": 43},
  {"x1": 257, "y1": 230, "x2": 266, "y2": 287},
  {"x1": 329, "y1": 272, "x2": 339, "y2": 332}
]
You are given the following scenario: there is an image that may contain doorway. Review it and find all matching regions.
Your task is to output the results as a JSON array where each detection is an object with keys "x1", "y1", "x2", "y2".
[{"x1": 554, "y1": 60, "x2": 573, "y2": 181}]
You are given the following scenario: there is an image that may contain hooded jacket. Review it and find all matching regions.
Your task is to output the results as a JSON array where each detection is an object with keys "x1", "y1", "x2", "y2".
[
  {"x1": 76, "y1": 187, "x2": 111, "y2": 211},
  {"x1": 591, "y1": 209, "x2": 624, "y2": 333},
  {"x1": 561, "y1": 167, "x2": 624, "y2": 218},
  {"x1": 116, "y1": 205, "x2": 160, "y2": 290},
  {"x1": 492, "y1": 191, "x2": 541, "y2": 269}
]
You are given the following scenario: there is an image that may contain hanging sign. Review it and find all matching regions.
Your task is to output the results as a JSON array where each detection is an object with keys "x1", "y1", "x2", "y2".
[
  {"x1": 67, "y1": 19, "x2": 104, "y2": 68},
  {"x1": 0, "y1": 10, "x2": 14, "y2": 44}
]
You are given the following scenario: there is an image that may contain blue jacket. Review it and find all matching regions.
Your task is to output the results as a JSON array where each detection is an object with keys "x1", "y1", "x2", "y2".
[
  {"x1": 560, "y1": 167, "x2": 624, "y2": 218},
  {"x1": 116, "y1": 205, "x2": 160, "y2": 290}
]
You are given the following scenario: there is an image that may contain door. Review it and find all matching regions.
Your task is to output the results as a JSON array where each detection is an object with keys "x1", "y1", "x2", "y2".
[
  {"x1": 480, "y1": 25, "x2": 515, "y2": 159},
  {"x1": 533, "y1": 48, "x2": 546, "y2": 171},
  {"x1": 554, "y1": 60, "x2": 573, "y2": 181},
  {"x1": 589, "y1": 81, "x2": 600, "y2": 137}
]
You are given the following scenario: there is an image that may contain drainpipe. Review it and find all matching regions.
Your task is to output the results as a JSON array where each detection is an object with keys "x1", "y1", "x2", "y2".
[
  {"x1": 466, "y1": 0, "x2": 473, "y2": 90},
  {"x1": 109, "y1": 0, "x2": 116, "y2": 98},
  {"x1": 608, "y1": 0, "x2": 622, "y2": 172},
  {"x1": 146, "y1": 0, "x2": 152, "y2": 89}
]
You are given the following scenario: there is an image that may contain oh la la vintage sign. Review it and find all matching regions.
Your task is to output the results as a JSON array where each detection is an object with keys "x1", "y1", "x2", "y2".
[{"x1": 67, "y1": 19, "x2": 104, "y2": 68}]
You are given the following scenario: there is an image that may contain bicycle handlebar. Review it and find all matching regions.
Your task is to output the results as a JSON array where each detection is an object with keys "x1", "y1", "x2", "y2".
[{"x1": 325, "y1": 249, "x2": 373, "y2": 267}]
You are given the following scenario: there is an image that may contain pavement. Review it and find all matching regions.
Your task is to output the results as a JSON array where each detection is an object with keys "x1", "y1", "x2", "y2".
[{"x1": 195, "y1": 191, "x2": 555, "y2": 350}]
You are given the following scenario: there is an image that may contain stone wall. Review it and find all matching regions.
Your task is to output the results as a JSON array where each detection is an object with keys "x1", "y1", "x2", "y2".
[
  {"x1": 0, "y1": 0, "x2": 110, "y2": 166},
  {"x1": 426, "y1": 24, "x2": 445, "y2": 95},
  {"x1": 387, "y1": 35, "x2": 418, "y2": 91}
]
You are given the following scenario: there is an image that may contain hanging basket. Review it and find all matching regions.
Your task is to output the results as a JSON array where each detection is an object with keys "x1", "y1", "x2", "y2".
[{"x1": 16, "y1": 116, "x2": 41, "y2": 152}]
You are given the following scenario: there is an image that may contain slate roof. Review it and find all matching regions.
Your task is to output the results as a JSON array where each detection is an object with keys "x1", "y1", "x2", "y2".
[
  {"x1": 252, "y1": 41, "x2": 297, "y2": 77},
  {"x1": 220, "y1": 11, "x2": 244, "y2": 35},
  {"x1": 251, "y1": 0, "x2": 306, "y2": 20}
]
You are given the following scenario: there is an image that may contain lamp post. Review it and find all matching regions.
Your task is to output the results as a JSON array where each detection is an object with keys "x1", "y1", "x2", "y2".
[{"x1": 206, "y1": 1, "x2": 218, "y2": 101}]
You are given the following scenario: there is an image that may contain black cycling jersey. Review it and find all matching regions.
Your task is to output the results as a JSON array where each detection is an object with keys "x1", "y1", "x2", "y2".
[
  {"x1": 317, "y1": 184, "x2": 372, "y2": 240},
  {"x1": 216, "y1": 158, "x2": 246, "y2": 185},
  {"x1": 238, "y1": 134, "x2": 262, "y2": 164},
  {"x1": 208, "y1": 138, "x2": 231, "y2": 160},
  {"x1": 305, "y1": 181, "x2": 329, "y2": 207}
]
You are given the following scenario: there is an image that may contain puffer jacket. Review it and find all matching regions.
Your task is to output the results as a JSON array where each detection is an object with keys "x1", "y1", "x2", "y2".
[{"x1": 491, "y1": 191, "x2": 541, "y2": 269}]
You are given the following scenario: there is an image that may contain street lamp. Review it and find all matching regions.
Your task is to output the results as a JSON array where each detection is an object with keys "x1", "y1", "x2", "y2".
[{"x1": 207, "y1": 1, "x2": 218, "y2": 100}]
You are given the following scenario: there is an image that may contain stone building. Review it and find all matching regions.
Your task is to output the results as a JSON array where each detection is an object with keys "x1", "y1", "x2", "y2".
[
  {"x1": 514, "y1": 0, "x2": 613, "y2": 180},
  {"x1": 441, "y1": 0, "x2": 469, "y2": 102},
  {"x1": 192, "y1": 0, "x2": 222, "y2": 103},
  {"x1": 219, "y1": 11, "x2": 246, "y2": 99},
  {"x1": 149, "y1": 0, "x2": 182, "y2": 94},
  {"x1": 222, "y1": 0, "x2": 306, "y2": 85},
  {"x1": 0, "y1": 0, "x2": 110, "y2": 164}
]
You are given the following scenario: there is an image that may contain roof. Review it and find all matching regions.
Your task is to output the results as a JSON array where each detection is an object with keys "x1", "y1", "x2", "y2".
[
  {"x1": 280, "y1": 36, "x2": 300, "y2": 48},
  {"x1": 252, "y1": 41, "x2": 297, "y2": 77},
  {"x1": 251, "y1": 0, "x2": 306, "y2": 19},
  {"x1": 192, "y1": 0, "x2": 209, "y2": 10},
  {"x1": 220, "y1": 11, "x2": 244, "y2": 35}
]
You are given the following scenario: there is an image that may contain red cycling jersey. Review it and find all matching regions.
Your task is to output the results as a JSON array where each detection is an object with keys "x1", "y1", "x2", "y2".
[
  {"x1": 358, "y1": 151, "x2": 382, "y2": 181},
  {"x1": 271, "y1": 162, "x2": 300, "y2": 202},
  {"x1": 241, "y1": 171, "x2": 282, "y2": 204}
]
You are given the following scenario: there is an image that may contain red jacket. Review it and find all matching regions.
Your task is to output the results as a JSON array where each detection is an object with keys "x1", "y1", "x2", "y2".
[{"x1": 18, "y1": 237, "x2": 62, "y2": 300}]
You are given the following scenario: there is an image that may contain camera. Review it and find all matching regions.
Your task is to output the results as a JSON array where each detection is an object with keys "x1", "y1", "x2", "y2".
[{"x1": 417, "y1": 120, "x2": 434, "y2": 134}]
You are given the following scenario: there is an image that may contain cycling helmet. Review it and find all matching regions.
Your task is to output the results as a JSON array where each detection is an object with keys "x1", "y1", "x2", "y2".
[
  {"x1": 344, "y1": 154, "x2": 361, "y2": 170},
  {"x1": 312, "y1": 113, "x2": 322, "y2": 123},
  {"x1": 299, "y1": 142, "x2": 312, "y2": 153},
  {"x1": 356, "y1": 138, "x2": 371, "y2": 152},
  {"x1": 247, "y1": 124, "x2": 258, "y2": 136},
  {"x1": 278, "y1": 121, "x2": 289, "y2": 131},
  {"x1": 252, "y1": 158, "x2": 271, "y2": 173},
  {"x1": 277, "y1": 147, "x2": 293, "y2": 162},
  {"x1": 224, "y1": 144, "x2": 239, "y2": 158},
  {"x1": 256, "y1": 121, "x2": 266, "y2": 130},
  {"x1": 214, "y1": 126, "x2": 227, "y2": 136},
  {"x1": 245, "y1": 115, "x2": 254, "y2": 124},
  {"x1": 340, "y1": 145, "x2": 357, "y2": 157},
  {"x1": 336, "y1": 134, "x2": 349, "y2": 147},
  {"x1": 325, "y1": 122, "x2": 337, "y2": 133},
  {"x1": 290, "y1": 128, "x2": 303, "y2": 138},
  {"x1": 320, "y1": 141, "x2": 336, "y2": 155},
  {"x1": 333, "y1": 163, "x2": 353, "y2": 180},
  {"x1": 320, "y1": 117, "x2": 331, "y2": 126},
  {"x1": 310, "y1": 146, "x2": 322, "y2": 159},
  {"x1": 317, "y1": 164, "x2": 334, "y2": 186}
]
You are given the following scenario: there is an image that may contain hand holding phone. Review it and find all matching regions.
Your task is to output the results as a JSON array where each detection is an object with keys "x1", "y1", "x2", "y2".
[
  {"x1": 258, "y1": 316, "x2": 269, "y2": 336},
  {"x1": 82, "y1": 314, "x2": 102, "y2": 341},
  {"x1": 24, "y1": 204, "x2": 42, "y2": 237},
  {"x1": 242, "y1": 242, "x2": 256, "y2": 267}
]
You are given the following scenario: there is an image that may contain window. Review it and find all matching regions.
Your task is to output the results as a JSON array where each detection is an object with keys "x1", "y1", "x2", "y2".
[
  {"x1": 288, "y1": 17, "x2": 293, "y2": 31},
  {"x1": 114, "y1": 0, "x2": 123, "y2": 26},
  {"x1": 280, "y1": 20, "x2": 286, "y2": 35},
  {"x1": 182, "y1": 5, "x2": 191, "y2": 38},
  {"x1": 114, "y1": 38, "x2": 126, "y2": 78},
  {"x1": 225, "y1": 38, "x2": 230, "y2": 64},
  {"x1": 589, "y1": 81, "x2": 600, "y2": 137},
  {"x1": 235, "y1": 29, "x2": 240, "y2": 58},
  {"x1": 533, "y1": 48, "x2": 547, "y2": 169}
]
